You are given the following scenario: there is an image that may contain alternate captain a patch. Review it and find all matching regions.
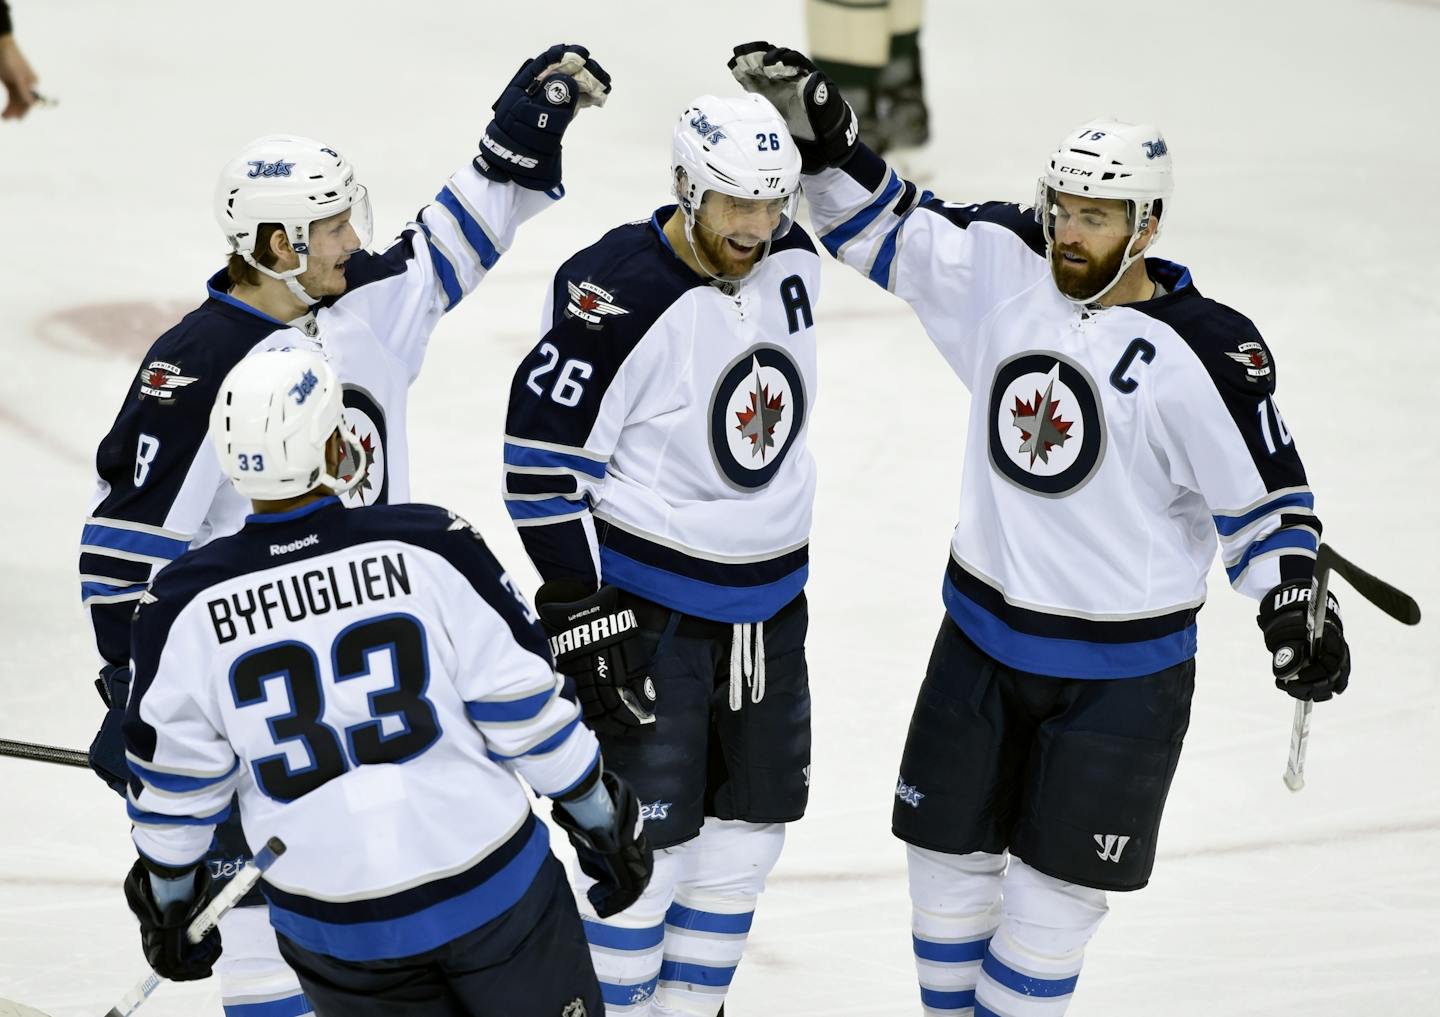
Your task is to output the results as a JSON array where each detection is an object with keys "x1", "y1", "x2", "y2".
[
  {"x1": 988, "y1": 350, "x2": 1107, "y2": 497},
  {"x1": 708, "y1": 344, "x2": 807, "y2": 491}
]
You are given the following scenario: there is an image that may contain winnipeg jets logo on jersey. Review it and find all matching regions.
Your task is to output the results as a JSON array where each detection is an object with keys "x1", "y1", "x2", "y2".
[
  {"x1": 564, "y1": 280, "x2": 628, "y2": 328},
  {"x1": 339, "y1": 386, "x2": 388, "y2": 507},
  {"x1": 1225, "y1": 341, "x2": 1272, "y2": 383},
  {"x1": 709, "y1": 345, "x2": 807, "y2": 491},
  {"x1": 988, "y1": 351, "x2": 1107, "y2": 497},
  {"x1": 137, "y1": 361, "x2": 198, "y2": 401}
]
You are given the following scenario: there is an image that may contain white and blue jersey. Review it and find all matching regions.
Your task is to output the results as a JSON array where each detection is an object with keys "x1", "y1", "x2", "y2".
[
  {"x1": 124, "y1": 498, "x2": 598, "y2": 962},
  {"x1": 804, "y1": 146, "x2": 1321, "y2": 679},
  {"x1": 502, "y1": 208, "x2": 821, "y2": 623},
  {"x1": 81, "y1": 163, "x2": 559, "y2": 667}
]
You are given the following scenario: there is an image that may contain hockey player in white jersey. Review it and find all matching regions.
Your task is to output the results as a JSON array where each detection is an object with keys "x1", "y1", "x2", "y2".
[
  {"x1": 82, "y1": 45, "x2": 611, "y2": 1017},
  {"x1": 122, "y1": 350, "x2": 651, "y2": 1017},
  {"x1": 503, "y1": 94, "x2": 819, "y2": 1015},
  {"x1": 731, "y1": 44, "x2": 1352, "y2": 1017}
]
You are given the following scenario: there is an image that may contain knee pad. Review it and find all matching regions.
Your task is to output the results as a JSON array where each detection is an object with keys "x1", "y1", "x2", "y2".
[
  {"x1": 216, "y1": 905, "x2": 312, "y2": 1015},
  {"x1": 678, "y1": 820, "x2": 784, "y2": 901},
  {"x1": 907, "y1": 844, "x2": 1005, "y2": 918},
  {"x1": 1000, "y1": 856, "x2": 1108, "y2": 958}
]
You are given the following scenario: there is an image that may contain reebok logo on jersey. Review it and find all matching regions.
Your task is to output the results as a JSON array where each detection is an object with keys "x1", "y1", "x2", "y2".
[
  {"x1": 138, "y1": 361, "x2": 198, "y2": 401},
  {"x1": 480, "y1": 132, "x2": 539, "y2": 169},
  {"x1": 1094, "y1": 834, "x2": 1131, "y2": 863},
  {"x1": 548, "y1": 609, "x2": 638, "y2": 656},
  {"x1": 564, "y1": 280, "x2": 628, "y2": 327},
  {"x1": 270, "y1": 533, "x2": 320, "y2": 556}
]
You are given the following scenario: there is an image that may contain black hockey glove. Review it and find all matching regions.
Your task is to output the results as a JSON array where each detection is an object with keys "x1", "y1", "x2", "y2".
[
  {"x1": 88, "y1": 663, "x2": 131, "y2": 797},
  {"x1": 122, "y1": 859, "x2": 222, "y2": 981},
  {"x1": 536, "y1": 580, "x2": 657, "y2": 736},
  {"x1": 1258, "y1": 580, "x2": 1351, "y2": 702},
  {"x1": 728, "y1": 41, "x2": 859, "y2": 172},
  {"x1": 552, "y1": 770, "x2": 653, "y2": 918},
  {"x1": 476, "y1": 43, "x2": 612, "y2": 191}
]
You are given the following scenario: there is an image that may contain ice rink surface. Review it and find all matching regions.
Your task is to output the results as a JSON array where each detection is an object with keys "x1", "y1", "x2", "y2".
[{"x1": 2, "y1": 0, "x2": 1438, "y2": 1013}]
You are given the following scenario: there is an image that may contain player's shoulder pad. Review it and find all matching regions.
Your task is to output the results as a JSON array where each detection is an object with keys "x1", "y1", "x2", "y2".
[
  {"x1": 132, "y1": 296, "x2": 277, "y2": 408},
  {"x1": 918, "y1": 198, "x2": 1047, "y2": 258},
  {"x1": 546, "y1": 214, "x2": 708, "y2": 348},
  {"x1": 1137, "y1": 260, "x2": 1277, "y2": 396}
]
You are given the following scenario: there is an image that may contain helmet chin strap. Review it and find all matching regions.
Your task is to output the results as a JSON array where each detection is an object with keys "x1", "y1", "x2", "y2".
[
  {"x1": 1058, "y1": 230, "x2": 1148, "y2": 309},
  {"x1": 680, "y1": 201, "x2": 770, "y2": 287},
  {"x1": 240, "y1": 246, "x2": 322, "y2": 308}
]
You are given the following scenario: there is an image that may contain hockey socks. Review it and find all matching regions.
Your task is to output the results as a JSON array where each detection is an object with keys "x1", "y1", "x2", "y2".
[
  {"x1": 908, "y1": 847, "x2": 1006, "y2": 1016},
  {"x1": 657, "y1": 892, "x2": 755, "y2": 1015}
]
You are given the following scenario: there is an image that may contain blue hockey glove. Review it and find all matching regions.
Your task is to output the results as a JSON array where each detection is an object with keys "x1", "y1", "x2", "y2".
[
  {"x1": 88, "y1": 663, "x2": 131, "y2": 796},
  {"x1": 1258, "y1": 581, "x2": 1351, "y2": 702},
  {"x1": 476, "y1": 43, "x2": 612, "y2": 191},
  {"x1": 552, "y1": 770, "x2": 653, "y2": 918},
  {"x1": 123, "y1": 859, "x2": 223, "y2": 981},
  {"x1": 729, "y1": 41, "x2": 858, "y2": 172}
]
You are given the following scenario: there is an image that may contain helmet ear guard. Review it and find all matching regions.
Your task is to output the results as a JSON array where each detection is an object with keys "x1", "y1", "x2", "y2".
[{"x1": 1036, "y1": 118, "x2": 1173, "y2": 305}]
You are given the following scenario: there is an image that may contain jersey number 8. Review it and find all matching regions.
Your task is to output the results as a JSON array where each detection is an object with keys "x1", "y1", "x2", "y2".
[{"x1": 230, "y1": 613, "x2": 439, "y2": 802}]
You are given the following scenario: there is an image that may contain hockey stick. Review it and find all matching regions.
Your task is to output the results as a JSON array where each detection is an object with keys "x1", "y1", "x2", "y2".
[
  {"x1": 1283, "y1": 543, "x2": 1421, "y2": 792},
  {"x1": 102, "y1": 837, "x2": 287, "y2": 1017},
  {"x1": 0, "y1": 738, "x2": 89, "y2": 768}
]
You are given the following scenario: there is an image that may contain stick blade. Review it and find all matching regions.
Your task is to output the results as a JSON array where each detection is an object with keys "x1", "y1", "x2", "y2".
[
  {"x1": 0, "y1": 999, "x2": 59, "y2": 1017},
  {"x1": 1321, "y1": 544, "x2": 1422, "y2": 625}
]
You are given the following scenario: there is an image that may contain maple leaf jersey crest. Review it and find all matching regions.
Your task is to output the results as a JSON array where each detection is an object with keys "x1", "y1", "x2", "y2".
[
  {"x1": 564, "y1": 280, "x2": 629, "y2": 327},
  {"x1": 988, "y1": 352, "x2": 1106, "y2": 497},
  {"x1": 709, "y1": 346, "x2": 807, "y2": 491},
  {"x1": 137, "y1": 360, "x2": 198, "y2": 401}
]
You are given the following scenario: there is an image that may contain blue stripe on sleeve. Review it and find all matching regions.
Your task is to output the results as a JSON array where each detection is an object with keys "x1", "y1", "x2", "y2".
[
  {"x1": 129, "y1": 758, "x2": 239, "y2": 793},
  {"x1": 1225, "y1": 527, "x2": 1319, "y2": 583},
  {"x1": 81, "y1": 580, "x2": 148, "y2": 602},
  {"x1": 419, "y1": 225, "x2": 463, "y2": 309},
  {"x1": 503, "y1": 442, "x2": 608, "y2": 478},
  {"x1": 80, "y1": 523, "x2": 188, "y2": 561},
  {"x1": 868, "y1": 217, "x2": 905, "y2": 288},
  {"x1": 980, "y1": 952, "x2": 1079, "y2": 998},
  {"x1": 222, "y1": 994, "x2": 313, "y2": 1017},
  {"x1": 582, "y1": 918, "x2": 666, "y2": 951},
  {"x1": 658, "y1": 959, "x2": 738, "y2": 987},
  {"x1": 664, "y1": 903, "x2": 754, "y2": 935},
  {"x1": 487, "y1": 716, "x2": 581, "y2": 761},
  {"x1": 126, "y1": 800, "x2": 232, "y2": 827},
  {"x1": 464, "y1": 688, "x2": 554, "y2": 723},
  {"x1": 504, "y1": 496, "x2": 586, "y2": 521},
  {"x1": 820, "y1": 170, "x2": 902, "y2": 256},
  {"x1": 1213, "y1": 490, "x2": 1315, "y2": 536},
  {"x1": 913, "y1": 935, "x2": 990, "y2": 963},
  {"x1": 434, "y1": 187, "x2": 501, "y2": 270},
  {"x1": 921, "y1": 987, "x2": 978, "y2": 1011}
]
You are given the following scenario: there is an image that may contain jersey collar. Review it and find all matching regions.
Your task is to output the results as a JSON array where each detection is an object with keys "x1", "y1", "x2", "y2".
[
  {"x1": 246, "y1": 496, "x2": 342, "y2": 525},
  {"x1": 206, "y1": 269, "x2": 290, "y2": 326}
]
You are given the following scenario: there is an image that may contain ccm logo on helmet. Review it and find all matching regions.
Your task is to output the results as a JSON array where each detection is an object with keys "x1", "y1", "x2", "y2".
[{"x1": 549, "y1": 609, "x2": 639, "y2": 656}]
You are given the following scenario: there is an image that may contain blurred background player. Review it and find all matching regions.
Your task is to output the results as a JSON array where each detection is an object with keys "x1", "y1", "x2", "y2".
[
  {"x1": 502, "y1": 94, "x2": 820, "y2": 1015},
  {"x1": 80, "y1": 44, "x2": 610, "y2": 1017},
  {"x1": 0, "y1": 0, "x2": 41, "y2": 119},
  {"x1": 122, "y1": 349, "x2": 650, "y2": 1017},
  {"x1": 805, "y1": 0, "x2": 928, "y2": 170},
  {"x1": 732, "y1": 44, "x2": 1351, "y2": 1016}
]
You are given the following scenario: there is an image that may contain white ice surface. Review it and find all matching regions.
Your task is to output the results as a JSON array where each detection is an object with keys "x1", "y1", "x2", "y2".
[{"x1": 1, "y1": 1, "x2": 1437, "y2": 1013}]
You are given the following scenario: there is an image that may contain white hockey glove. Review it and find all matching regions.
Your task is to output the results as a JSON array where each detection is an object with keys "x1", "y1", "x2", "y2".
[{"x1": 728, "y1": 41, "x2": 858, "y2": 171}]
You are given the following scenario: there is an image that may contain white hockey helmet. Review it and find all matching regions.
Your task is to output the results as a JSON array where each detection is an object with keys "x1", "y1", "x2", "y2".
[
  {"x1": 213, "y1": 135, "x2": 373, "y2": 305},
  {"x1": 672, "y1": 93, "x2": 802, "y2": 282},
  {"x1": 209, "y1": 349, "x2": 366, "y2": 501},
  {"x1": 1035, "y1": 118, "x2": 1174, "y2": 304}
]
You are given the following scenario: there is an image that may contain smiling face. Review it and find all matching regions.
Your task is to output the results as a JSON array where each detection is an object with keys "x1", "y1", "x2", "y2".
[
  {"x1": 691, "y1": 190, "x2": 787, "y2": 278},
  {"x1": 1047, "y1": 191, "x2": 1142, "y2": 301},
  {"x1": 293, "y1": 207, "x2": 362, "y2": 298}
]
